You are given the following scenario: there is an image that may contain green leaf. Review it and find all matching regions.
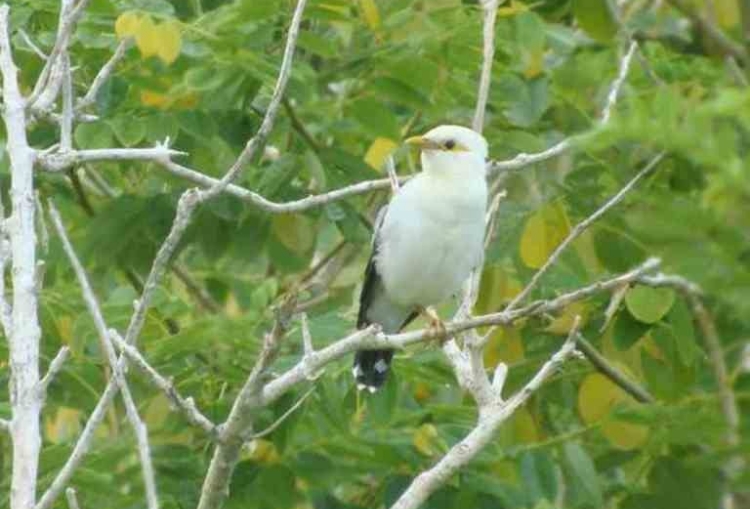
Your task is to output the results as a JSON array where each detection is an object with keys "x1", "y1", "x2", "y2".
[
  {"x1": 349, "y1": 97, "x2": 401, "y2": 138},
  {"x1": 502, "y1": 76, "x2": 549, "y2": 128},
  {"x1": 520, "y1": 451, "x2": 558, "y2": 504},
  {"x1": 612, "y1": 310, "x2": 651, "y2": 350},
  {"x1": 562, "y1": 442, "x2": 603, "y2": 507},
  {"x1": 667, "y1": 298, "x2": 697, "y2": 366},
  {"x1": 572, "y1": 0, "x2": 618, "y2": 43},
  {"x1": 625, "y1": 285, "x2": 676, "y2": 324},
  {"x1": 108, "y1": 116, "x2": 146, "y2": 147},
  {"x1": 74, "y1": 121, "x2": 114, "y2": 149}
]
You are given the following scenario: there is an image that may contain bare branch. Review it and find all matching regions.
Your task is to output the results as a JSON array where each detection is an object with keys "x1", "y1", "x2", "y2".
[
  {"x1": 195, "y1": 0, "x2": 307, "y2": 203},
  {"x1": 29, "y1": 0, "x2": 92, "y2": 113},
  {"x1": 108, "y1": 330, "x2": 218, "y2": 437},
  {"x1": 0, "y1": 234, "x2": 12, "y2": 335},
  {"x1": 36, "y1": 381, "x2": 119, "y2": 509},
  {"x1": 489, "y1": 139, "x2": 573, "y2": 174},
  {"x1": 38, "y1": 144, "x2": 187, "y2": 172},
  {"x1": 77, "y1": 39, "x2": 130, "y2": 110},
  {"x1": 601, "y1": 41, "x2": 638, "y2": 124},
  {"x1": 472, "y1": 0, "x2": 498, "y2": 132},
  {"x1": 262, "y1": 258, "x2": 660, "y2": 408},
  {"x1": 39, "y1": 347, "x2": 70, "y2": 398},
  {"x1": 60, "y1": 54, "x2": 73, "y2": 151},
  {"x1": 490, "y1": 39, "x2": 638, "y2": 175},
  {"x1": 385, "y1": 156, "x2": 400, "y2": 193},
  {"x1": 197, "y1": 296, "x2": 297, "y2": 509},
  {"x1": 390, "y1": 322, "x2": 581, "y2": 509},
  {"x1": 19, "y1": 29, "x2": 48, "y2": 60},
  {"x1": 48, "y1": 201, "x2": 160, "y2": 509},
  {"x1": 505, "y1": 152, "x2": 665, "y2": 311},
  {"x1": 65, "y1": 488, "x2": 81, "y2": 509},
  {"x1": 1, "y1": 5, "x2": 44, "y2": 509}
]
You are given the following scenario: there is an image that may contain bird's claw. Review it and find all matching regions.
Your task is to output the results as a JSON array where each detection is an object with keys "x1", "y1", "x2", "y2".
[{"x1": 421, "y1": 306, "x2": 448, "y2": 346}]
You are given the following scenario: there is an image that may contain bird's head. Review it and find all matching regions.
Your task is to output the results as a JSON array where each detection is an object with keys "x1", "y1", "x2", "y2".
[{"x1": 405, "y1": 125, "x2": 488, "y2": 177}]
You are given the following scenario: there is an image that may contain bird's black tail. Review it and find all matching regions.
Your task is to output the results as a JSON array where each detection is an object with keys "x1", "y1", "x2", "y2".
[{"x1": 352, "y1": 349, "x2": 393, "y2": 392}]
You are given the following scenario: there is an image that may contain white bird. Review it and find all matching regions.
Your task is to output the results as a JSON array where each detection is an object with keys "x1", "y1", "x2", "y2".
[{"x1": 353, "y1": 125, "x2": 489, "y2": 391}]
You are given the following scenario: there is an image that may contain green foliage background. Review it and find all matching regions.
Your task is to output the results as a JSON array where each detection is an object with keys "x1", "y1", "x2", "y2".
[{"x1": 1, "y1": 0, "x2": 749, "y2": 508}]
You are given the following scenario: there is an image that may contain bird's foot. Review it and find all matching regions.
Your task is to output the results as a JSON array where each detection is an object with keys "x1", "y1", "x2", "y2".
[{"x1": 420, "y1": 306, "x2": 448, "y2": 345}]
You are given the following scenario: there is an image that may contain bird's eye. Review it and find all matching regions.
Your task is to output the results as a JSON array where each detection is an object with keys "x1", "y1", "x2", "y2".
[{"x1": 444, "y1": 140, "x2": 455, "y2": 150}]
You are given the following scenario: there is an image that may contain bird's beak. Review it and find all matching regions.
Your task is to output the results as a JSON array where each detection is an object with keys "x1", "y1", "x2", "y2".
[{"x1": 405, "y1": 135, "x2": 441, "y2": 151}]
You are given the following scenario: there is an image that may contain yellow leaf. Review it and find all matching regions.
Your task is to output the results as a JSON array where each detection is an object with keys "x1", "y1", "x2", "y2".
[
  {"x1": 713, "y1": 0, "x2": 739, "y2": 29},
  {"x1": 364, "y1": 137, "x2": 398, "y2": 170},
  {"x1": 476, "y1": 265, "x2": 522, "y2": 314},
  {"x1": 156, "y1": 20, "x2": 182, "y2": 65},
  {"x1": 545, "y1": 301, "x2": 587, "y2": 335},
  {"x1": 573, "y1": 229, "x2": 602, "y2": 276},
  {"x1": 483, "y1": 325, "x2": 524, "y2": 368},
  {"x1": 245, "y1": 439, "x2": 280, "y2": 463},
  {"x1": 359, "y1": 0, "x2": 381, "y2": 30},
  {"x1": 498, "y1": 0, "x2": 529, "y2": 16},
  {"x1": 272, "y1": 214, "x2": 316, "y2": 255},
  {"x1": 578, "y1": 371, "x2": 648, "y2": 450},
  {"x1": 512, "y1": 406, "x2": 540, "y2": 443},
  {"x1": 522, "y1": 48, "x2": 544, "y2": 79},
  {"x1": 413, "y1": 382, "x2": 432, "y2": 403},
  {"x1": 56, "y1": 315, "x2": 73, "y2": 346},
  {"x1": 134, "y1": 15, "x2": 159, "y2": 59},
  {"x1": 602, "y1": 417, "x2": 649, "y2": 450},
  {"x1": 115, "y1": 11, "x2": 141, "y2": 39},
  {"x1": 44, "y1": 407, "x2": 82, "y2": 444},
  {"x1": 578, "y1": 372, "x2": 622, "y2": 424},
  {"x1": 139, "y1": 90, "x2": 170, "y2": 108},
  {"x1": 519, "y1": 201, "x2": 570, "y2": 269},
  {"x1": 413, "y1": 423, "x2": 441, "y2": 456},
  {"x1": 144, "y1": 393, "x2": 170, "y2": 429}
]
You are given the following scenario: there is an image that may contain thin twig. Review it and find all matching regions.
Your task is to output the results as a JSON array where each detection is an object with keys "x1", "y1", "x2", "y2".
[
  {"x1": 65, "y1": 487, "x2": 81, "y2": 509},
  {"x1": 575, "y1": 334, "x2": 654, "y2": 403},
  {"x1": 29, "y1": 0, "x2": 92, "y2": 113},
  {"x1": 472, "y1": 0, "x2": 498, "y2": 132},
  {"x1": 60, "y1": 53, "x2": 73, "y2": 151},
  {"x1": 77, "y1": 39, "x2": 130, "y2": 110},
  {"x1": 390, "y1": 322, "x2": 581, "y2": 509},
  {"x1": 197, "y1": 295, "x2": 298, "y2": 509},
  {"x1": 195, "y1": 0, "x2": 307, "y2": 203},
  {"x1": 385, "y1": 156, "x2": 400, "y2": 193},
  {"x1": 601, "y1": 41, "x2": 638, "y2": 124},
  {"x1": 47, "y1": 201, "x2": 160, "y2": 509},
  {"x1": 172, "y1": 264, "x2": 221, "y2": 313},
  {"x1": 250, "y1": 386, "x2": 315, "y2": 439},
  {"x1": 505, "y1": 153, "x2": 664, "y2": 311},
  {"x1": 108, "y1": 330, "x2": 218, "y2": 437},
  {"x1": 19, "y1": 29, "x2": 48, "y2": 60},
  {"x1": 39, "y1": 347, "x2": 71, "y2": 398}
]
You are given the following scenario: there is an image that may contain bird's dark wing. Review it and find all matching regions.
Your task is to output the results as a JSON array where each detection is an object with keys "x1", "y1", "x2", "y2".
[
  {"x1": 357, "y1": 206, "x2": 417, "y2": 330},
  {"x1": 357, "y1": 206, "x2": 386, "y2": 329},
  {"x1": 354, "y1": 206, "x2": 418, "y2": 390}
]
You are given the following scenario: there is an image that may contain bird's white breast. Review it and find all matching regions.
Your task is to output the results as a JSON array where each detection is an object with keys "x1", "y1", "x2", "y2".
[{"x1": 376, "y1": 170, "x2": 487, "y2": 307}]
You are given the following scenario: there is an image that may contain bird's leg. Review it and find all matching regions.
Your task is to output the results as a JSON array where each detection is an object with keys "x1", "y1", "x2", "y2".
[{"x1": 419, "y1": 305, "x2": 448, "y2": 344}]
